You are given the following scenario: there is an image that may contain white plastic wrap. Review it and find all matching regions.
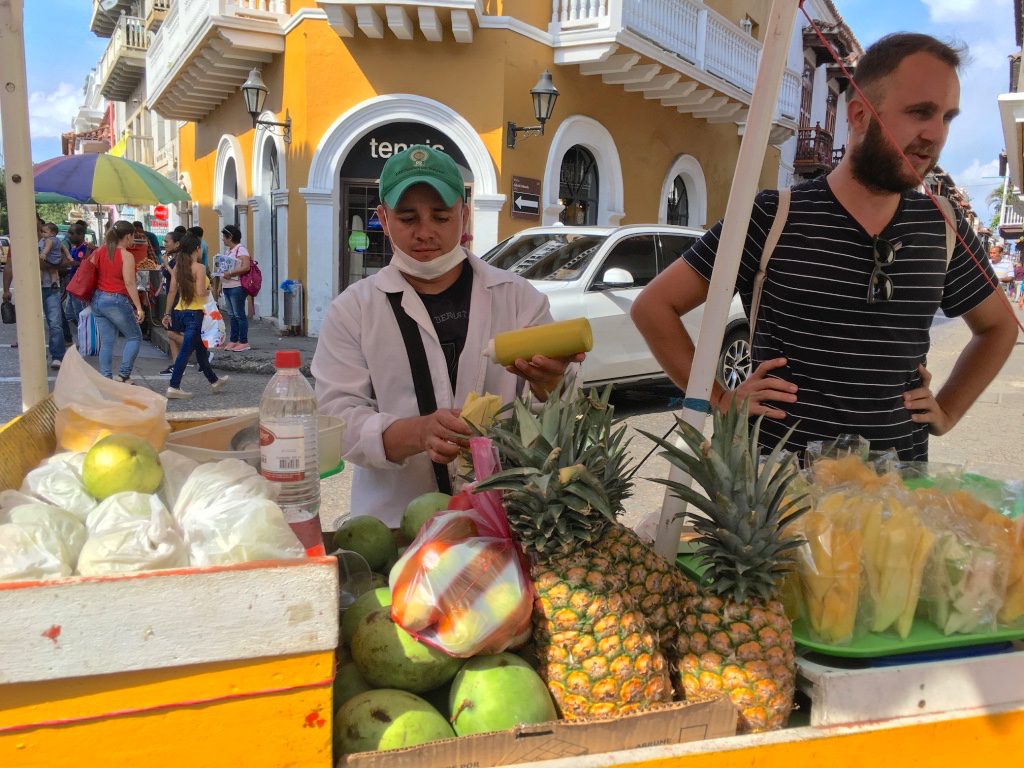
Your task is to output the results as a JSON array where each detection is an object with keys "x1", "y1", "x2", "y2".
[
  {"x1": 6, "y1": 502, "x2": 88, "y2": 570},
  {"x1": 157, "y1": 450, "x2": 199, "y2": 511},
  {"x1": 0, "y1": 522, "x2": 71, "y2": 580},
  {"x1": 173, "y1": 459, "x2": 302, "y2": 566},
  {"x1": 20, "y1": 453, "x2": 97, "y2": 521},
  {"x1": 76, "y1": 492, "x2": 188, "y2": 575}
]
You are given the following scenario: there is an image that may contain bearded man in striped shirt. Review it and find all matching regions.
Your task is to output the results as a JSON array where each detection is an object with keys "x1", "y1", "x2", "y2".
[{"x1": 633, "y1": 33, "x2": 1018, "y2": 461}]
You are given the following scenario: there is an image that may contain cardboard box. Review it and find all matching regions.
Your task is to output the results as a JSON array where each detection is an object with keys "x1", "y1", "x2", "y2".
[{"x1": 340, "y1": 697, "x2": 736, "y2": 768}]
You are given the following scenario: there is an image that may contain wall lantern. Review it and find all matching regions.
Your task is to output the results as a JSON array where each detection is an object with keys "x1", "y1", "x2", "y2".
[
  {"x1": 241, "y1": 68, "x2": 292, "y2": 145},
  {"x1": 506, "y1": 71, "x2": 559, "y2": 149}
]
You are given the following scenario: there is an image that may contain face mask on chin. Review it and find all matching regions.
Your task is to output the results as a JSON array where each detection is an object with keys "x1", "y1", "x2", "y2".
[{"x1": 382, "y1": 212, "x2": 468, "y2": 281}]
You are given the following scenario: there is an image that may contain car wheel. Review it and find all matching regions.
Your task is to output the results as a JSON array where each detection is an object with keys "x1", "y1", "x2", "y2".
[{"x1": 717, "y1": 327, "x2": 751, "y2": 390}]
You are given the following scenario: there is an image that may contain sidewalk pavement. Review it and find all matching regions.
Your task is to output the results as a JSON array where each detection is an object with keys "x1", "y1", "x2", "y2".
[{"x1": 150, "y1": 317, "x2": 319, "y2": 375}]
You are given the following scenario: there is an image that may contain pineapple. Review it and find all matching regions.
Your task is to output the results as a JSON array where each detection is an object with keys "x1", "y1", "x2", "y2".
[
  {"x1": 477, "y1": 385, "x2": 676, "y2": 719},
  {"x1": 645, "y1": 401, "x2": 808, "y2": 732}
]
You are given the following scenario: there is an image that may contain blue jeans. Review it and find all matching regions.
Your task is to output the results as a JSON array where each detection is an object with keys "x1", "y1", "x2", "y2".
[
  {"x1": 223, "y1": 286, "x2": 248, "y2": 343},
  {"x1": 92, "y1": 291, "x2": 142, "y2": 378},
  {"x1": 41, "y1": 286, "x2": 64, "y2": 364},
  {"x1": 170, "y1": 309, "x2": 218, "y2": 389}
]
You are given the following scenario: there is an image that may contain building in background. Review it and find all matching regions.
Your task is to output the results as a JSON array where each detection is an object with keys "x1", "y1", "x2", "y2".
[
  {"x1": 150, "y1": 0, "x2": 811, "y2": 335},
  {"x1": 73, "y1": 0, "x2": 182, "y2": 235},
  {"x1": 777, "y1": 0, "x2": 861, "y2": 188},
  {"x1": 998, "y1": 3, "x2": 1024, "y2": 250}
]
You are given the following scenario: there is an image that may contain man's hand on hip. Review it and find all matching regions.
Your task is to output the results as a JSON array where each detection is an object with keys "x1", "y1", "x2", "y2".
[{"x1": 904, "y1": 364, "x2": 954, "y2": 436}]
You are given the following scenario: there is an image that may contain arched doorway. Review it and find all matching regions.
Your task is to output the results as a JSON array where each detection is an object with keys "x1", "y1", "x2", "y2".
[
  {"x1": 301, "y1": 94, "x2": 503, "y2": 336},
  {"x1": 658, "y1": 155, "x2": 708, "y2": 228},
  {"x1": 558, "y1": 145, "x2": 599, "y2": 225},
  {"x1": 666, "y1": 175, "x2": 689, "y2": 226},
  {"x1": 542, "y1": 115, "x2": 623, "y2": 226},
  {"x1": 214, "y1": 134, "x2": 248, "y2": 249},
  {"x1": 337, "y1": 123, "x2": 472, "y2": 290},
  {"x1": 253, "y1": 122, "x2": 288, "y2": 326}
]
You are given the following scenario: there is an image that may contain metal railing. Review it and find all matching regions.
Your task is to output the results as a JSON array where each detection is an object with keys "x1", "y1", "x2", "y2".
[
  {"x1": 794, "y1": 124, "x2": 834, "y2": 169},
  {"x1": 553, "y1": 0, "x2": 801, "y2": 119},
  {"x1": 144, "y1": 0, "x2": 171, "y2": 16}
]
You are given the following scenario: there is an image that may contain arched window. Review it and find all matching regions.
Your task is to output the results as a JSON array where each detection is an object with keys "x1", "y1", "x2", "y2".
[
  {"x1": 666, "y1": 175, "x2": 689, "y2": 226},
  {"x1": 558, "y1": 145, "x2": 599, "y2": 225}
]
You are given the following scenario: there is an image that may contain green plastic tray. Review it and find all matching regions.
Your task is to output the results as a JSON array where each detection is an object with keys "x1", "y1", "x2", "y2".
[{"x1": 675, "y1": 551, "x2": 1024, "y2": 659}]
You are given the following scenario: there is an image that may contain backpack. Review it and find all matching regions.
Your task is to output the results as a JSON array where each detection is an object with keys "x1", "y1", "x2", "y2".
[{"x1": 240, "y1": 257, "x2": 263, "y2": 297}]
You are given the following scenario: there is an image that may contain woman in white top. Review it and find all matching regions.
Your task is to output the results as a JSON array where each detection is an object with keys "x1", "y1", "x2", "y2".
[{"x1": 219, "y1": 223, "x2": 252, "y2": 351}]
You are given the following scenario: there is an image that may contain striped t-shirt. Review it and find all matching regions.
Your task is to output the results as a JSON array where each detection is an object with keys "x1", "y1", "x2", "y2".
[{"x1": 683, "y1": 177, "x2": 996, "y2": 461}]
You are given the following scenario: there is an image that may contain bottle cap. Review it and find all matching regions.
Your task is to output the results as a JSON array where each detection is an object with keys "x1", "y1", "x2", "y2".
[{"x1": 275, "y1": 350, "x2": 302, "y2": 369}]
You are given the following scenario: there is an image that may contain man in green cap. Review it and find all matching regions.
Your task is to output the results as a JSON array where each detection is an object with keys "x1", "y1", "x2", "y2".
[{"x1": 312, "y1": 144, "x2": 582, "y2": 526}]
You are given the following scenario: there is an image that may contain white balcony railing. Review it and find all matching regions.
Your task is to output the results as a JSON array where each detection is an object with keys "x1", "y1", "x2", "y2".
[
  {"x1": 552, "y1": 0, "x2": 802, "y2": 121},
  {"x1": 147, "y1": 0, "x2": 289, "y2": 119},
  {"x1": 97, "y1": 14, "x2": 150, "y2": 102},
  {"x1": 1001, "y1": 191, "x2": 1024, "y2": 228}
]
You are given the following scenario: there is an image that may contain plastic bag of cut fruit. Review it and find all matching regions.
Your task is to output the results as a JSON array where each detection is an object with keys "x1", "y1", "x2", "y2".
[{"x1": 389, "y1": 437, "x2": 533, "y2": 658}]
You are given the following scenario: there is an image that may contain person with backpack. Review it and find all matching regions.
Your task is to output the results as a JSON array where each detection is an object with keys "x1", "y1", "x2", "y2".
[
  {"x1": 632, "y1": 33, "x2": 1018, "y2": 463},
  {"x1": 218, "y1": 224, "x2": 252, "y2": 351}
]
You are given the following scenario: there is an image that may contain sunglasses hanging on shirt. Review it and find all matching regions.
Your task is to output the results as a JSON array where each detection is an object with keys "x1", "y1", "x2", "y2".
[{"x1": 867, "y1": 236, "x2": 896, "y2": 304}]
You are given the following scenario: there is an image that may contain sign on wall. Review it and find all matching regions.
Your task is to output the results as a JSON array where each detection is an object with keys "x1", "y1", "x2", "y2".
[{"x1": 511, "y1": 176, "x2": 541, "y2": 220}]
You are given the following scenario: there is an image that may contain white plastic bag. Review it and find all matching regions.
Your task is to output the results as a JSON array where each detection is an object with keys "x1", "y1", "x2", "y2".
[
  {"x1": 6, "y1": 502, "x2": 88, "y2": 569},
  {"x1": 0, "y1": 489, "x2": 39, "y2": 515},
  {"x1": 20, "y1": 453, "x2": 98, "y2": 522},
  {"x1": 53, "y1": 347, "x2": 171, "y2": 452},
  {"x1": 0, "y1": 522, "x2": 71, "y2": 580},
  {"x1": 158, "y1": 450, "x2": 199, "y2": 511},
  {"x1": 77, "y1": 492, "x2": 188, "y2": 575},
  {"x1": 201, "y1": 296, "x2": 226, "y2": 350},
  {"x1": 173, "y1": 460, "x2": 303, "y2": 566}
]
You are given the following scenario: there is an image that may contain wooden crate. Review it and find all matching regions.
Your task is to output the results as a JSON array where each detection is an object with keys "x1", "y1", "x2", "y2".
[{"x1": 0, "y1": 398, "x2": 339, "y2": 767}]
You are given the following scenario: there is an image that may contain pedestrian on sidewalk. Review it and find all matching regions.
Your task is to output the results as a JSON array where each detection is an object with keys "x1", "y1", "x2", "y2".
[
  {"x1": 162, "y1": 233, "x2": 229, "y2": 400},
  {"x1": 91, "y1": 221, "x2": 145, "y2": 383},
  {"x1": 219, "y1": 224, "x2": 252, "y2": 352}
]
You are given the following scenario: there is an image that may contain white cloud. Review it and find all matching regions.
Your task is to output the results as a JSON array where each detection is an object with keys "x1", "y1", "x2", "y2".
[
  {"x1": 27, "y1": 82, "x2": 79, "y2": 140},
  {"x1": 923, "y1": 0, "x2": 986, "y2": 22},
  {"x1": 954, "y1": 157, "x2": 1000, "y2": 187}
]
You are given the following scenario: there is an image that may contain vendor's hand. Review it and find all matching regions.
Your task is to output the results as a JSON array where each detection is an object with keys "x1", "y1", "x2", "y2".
[
  {"x1": 717, "y1": 357, "x2": 798, "y2": 419},
  {"x1": 904, "y1": 364, "x2": 954, "y2": 436},
  {"x1": 506, "y1": 352, "x2": 586, "y2": 400},
  {"x1": 420, "y1": 408, "x2": 472, "y2": 465}
]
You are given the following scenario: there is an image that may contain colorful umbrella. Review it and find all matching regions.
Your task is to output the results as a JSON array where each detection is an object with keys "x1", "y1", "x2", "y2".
[{"x1": 33, "y1": 154, "x2": 190, "y2": 206}]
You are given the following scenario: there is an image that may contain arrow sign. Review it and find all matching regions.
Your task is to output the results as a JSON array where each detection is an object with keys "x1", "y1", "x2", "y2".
[{"x1": 511, "y1": 175, "x2": 542, "y2": 220}]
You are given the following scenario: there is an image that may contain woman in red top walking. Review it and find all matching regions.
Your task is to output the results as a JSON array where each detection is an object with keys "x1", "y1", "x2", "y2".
[{"x1": 92, "y1": 220, "x2": 145, "y2": 382}]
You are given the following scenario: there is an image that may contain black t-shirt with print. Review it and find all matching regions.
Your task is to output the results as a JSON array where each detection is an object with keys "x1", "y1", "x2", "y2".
[{"x1": 418, "y1": 262, "x2": 473, "y2": 390}]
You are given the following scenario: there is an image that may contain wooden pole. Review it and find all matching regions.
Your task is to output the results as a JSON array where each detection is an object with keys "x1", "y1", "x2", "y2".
[
  {"x1": 0, "y1": 0, "x2": 49, "y2": 410},
  {"x1": 653, "y1": 0, "x2": 801, "y2": 559}
]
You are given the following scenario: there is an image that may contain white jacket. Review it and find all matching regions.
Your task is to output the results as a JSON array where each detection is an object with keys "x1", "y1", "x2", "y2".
[{"x1": 312, "y1": 255, "x2": 554, "y2": 527}]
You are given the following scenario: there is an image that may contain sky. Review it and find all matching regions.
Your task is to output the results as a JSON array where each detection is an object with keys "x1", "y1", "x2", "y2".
[{"x1": 0, "y1": 0, "x2": 1017, "y2": 222}]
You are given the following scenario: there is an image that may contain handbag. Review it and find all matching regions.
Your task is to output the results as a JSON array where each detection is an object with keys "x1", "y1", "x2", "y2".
[
  {"x1": 1, "y1": 300, "x2": 14, "y2": 325},
  {"x1": 240, "y1": 257, "x2": 263, "y2": 297},
  {"x1": 66, "y1": 250, "x2": 100, "y2": 302}
]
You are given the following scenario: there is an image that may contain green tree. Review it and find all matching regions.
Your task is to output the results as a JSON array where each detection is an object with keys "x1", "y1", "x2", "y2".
[
  {"x1": 35, "y1": 202, "x2": 73, "y2": 225},
  {"x1": 988, "y1": 184, "x2": 1011, "y2": 231}
]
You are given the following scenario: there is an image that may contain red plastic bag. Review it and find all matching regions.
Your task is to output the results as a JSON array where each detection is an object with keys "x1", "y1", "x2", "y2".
[{"x1": 389, "y1": 437, "x2": 533, "y2": 657}]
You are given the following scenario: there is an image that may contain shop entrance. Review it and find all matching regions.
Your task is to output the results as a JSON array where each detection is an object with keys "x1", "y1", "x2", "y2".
[{"x1": 338, "y1": 123, "x2": 472, "y2": 291}]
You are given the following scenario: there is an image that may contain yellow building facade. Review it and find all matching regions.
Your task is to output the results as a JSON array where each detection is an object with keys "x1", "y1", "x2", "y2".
[{"x1": 155, "y1": 0, "x2": 801, "y2": 334}]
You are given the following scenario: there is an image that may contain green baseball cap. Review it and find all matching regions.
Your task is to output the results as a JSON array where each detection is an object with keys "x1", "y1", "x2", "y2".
[{"x1": 379, "y1": 144, "x2": 466, "y2": 209}]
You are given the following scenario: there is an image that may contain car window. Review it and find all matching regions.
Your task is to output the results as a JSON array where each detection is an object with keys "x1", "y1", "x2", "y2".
[
  {"x1": 658, "y1": 234, "x2": 697, "y2": 271},
  {"x1": 483, "y1": 233, "x2": 564, "y2": 271},
  {"x1": 490, "y1": 235, "x2": 607, "y2": 281},
  {"x1": 590, "y1": 235, "x2": 657, "y2": 289}
]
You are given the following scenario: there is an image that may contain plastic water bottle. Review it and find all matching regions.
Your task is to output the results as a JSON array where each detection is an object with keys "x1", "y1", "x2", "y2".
[{"x1": 259, "y1": 350, "x2": 325, "y2": 556}]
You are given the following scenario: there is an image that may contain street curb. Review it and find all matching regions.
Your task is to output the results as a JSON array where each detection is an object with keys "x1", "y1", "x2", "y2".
[{"x1": 149, "y1": 324, "x2": 314, "y2": 376}]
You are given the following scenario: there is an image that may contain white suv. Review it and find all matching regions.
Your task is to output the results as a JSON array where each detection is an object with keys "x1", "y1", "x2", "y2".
[{"x1": 482, "y1": 224, "x2": 751, "y2": 389}]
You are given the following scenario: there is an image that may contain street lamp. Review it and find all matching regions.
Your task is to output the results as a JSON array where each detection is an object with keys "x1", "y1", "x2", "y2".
[
  {"x1": 241, "y1": 68, "x2": 292, "y2": 145},
  {"x1": 506, "y1": 71, "x2": 559, "y2": 149}
]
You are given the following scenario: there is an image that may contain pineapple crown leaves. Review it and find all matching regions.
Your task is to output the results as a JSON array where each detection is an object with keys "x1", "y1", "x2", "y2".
[
  {"x1": 476, "y1": 381, "x2": 636, "y2": 556},
  {"x1": 638, "y1": 398, "x2": 810, "y2": 602}
]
